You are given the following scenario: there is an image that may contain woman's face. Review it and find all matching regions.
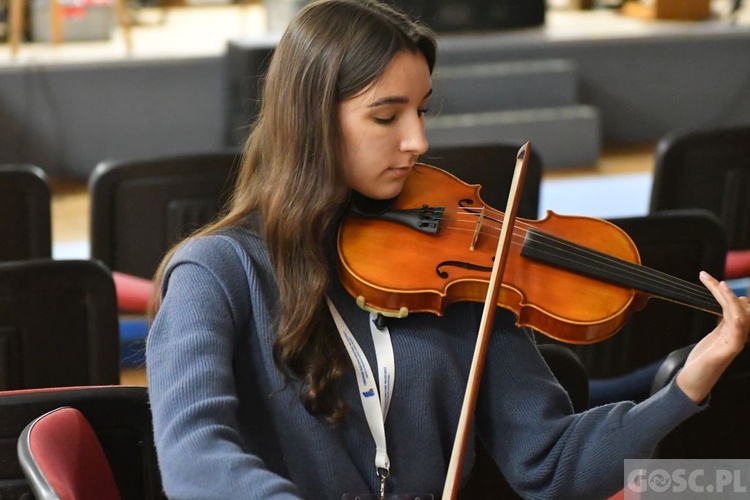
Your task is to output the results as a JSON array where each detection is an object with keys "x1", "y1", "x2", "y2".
[{"x1": 338, "y1": 50, "x2": 432, "y2": 200}]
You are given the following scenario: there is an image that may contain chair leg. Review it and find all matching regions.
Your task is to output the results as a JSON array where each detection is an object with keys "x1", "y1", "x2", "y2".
[
  {"x1": 115, "y1": 0, "x2": 133, "y2": 53},
  {"x1": 8, "y1": 0, "x2": 23, "y2": 56},
  {"x1": 50, "y1": 0, "x2": 63, "y2": 44}
]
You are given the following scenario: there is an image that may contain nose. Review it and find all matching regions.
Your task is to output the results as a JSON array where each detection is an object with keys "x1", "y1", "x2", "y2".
[{"x1": 400, "y1": 116, "x2": 429, "y2": 157}]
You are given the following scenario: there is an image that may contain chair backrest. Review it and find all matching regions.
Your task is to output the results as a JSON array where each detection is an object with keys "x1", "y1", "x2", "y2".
[
  {"x1": 18, "y1": 406, "x2": 120, "y2": 500},
  {"x1": 650, "y1": 125, "x2": 750, "y2": 251},
  {"x1": 421, "y1": 143, "x2": 543, "y2": 220},
  {"x1": 0, "y1": 259, "x2": 120, "y2": 390},
  {"x1": 537, "y1": 343, "x2": 589, "y2": 412},
  {"x1": 546, "y1": 210, "x2": 728, "y2": 380},
  {"x1": 89, "y1": 150, "x2": 242, "y2": 279},
  {"x1": 650, "y1": 342, "x2": 750, "y2": 458},
  {"x1": 0, "y1": 164, "x2": 52, "y2": 261},
  {"x1": 0, "y1": 385, "x2": 164, "y2": 500}
]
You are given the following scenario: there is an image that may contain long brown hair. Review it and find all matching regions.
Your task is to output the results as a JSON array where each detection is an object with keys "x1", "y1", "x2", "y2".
[{"x1": 152, "y1": 0, "x2": 436, "y2": 423}]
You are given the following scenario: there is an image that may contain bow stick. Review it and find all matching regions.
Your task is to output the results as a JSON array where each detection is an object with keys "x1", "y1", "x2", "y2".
[{"x1": 442, "y1": 142, "x2": 531, "y2": 499}]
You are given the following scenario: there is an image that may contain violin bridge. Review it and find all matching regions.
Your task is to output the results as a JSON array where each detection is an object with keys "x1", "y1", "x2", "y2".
[{"x1": 470, "y1": 206, "x2": 485, "y2": 251}]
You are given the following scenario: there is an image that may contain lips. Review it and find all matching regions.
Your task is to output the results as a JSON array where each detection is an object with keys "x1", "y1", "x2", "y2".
[{"x1": 389, "y1": 165, "x2": 412, "y2": 177}]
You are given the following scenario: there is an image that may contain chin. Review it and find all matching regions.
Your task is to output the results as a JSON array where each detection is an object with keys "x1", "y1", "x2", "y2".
[
  {"x1": 350, "y1": 187, "x2": 402, "y2": 215},
  {"x1": 359, "y1": 181, "x2": 406, "y2": 201},
  {"x1": 375, "y1": 188, "x2": 405, "y2": 202}
]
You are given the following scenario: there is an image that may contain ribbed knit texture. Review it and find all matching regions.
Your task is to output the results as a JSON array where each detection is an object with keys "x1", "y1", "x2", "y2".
[{"x1": 146, "y1": 225, "x2": 703, "y2": 499}]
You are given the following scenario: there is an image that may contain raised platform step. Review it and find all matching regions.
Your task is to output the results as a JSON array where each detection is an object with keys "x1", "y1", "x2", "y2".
[
  {"x1": 425, "y1": 104, "x2": 601, "y2": 169},
  {"x1": 431, "y1": 59, "x2": 578, "y2": 114}
]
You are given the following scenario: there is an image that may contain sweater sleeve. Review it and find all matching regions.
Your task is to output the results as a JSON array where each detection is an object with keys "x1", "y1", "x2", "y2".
[
  {"x1": 475, "y1": 319, "x2": 703, "y2": 500},
  {"x1": 146, "y1": 236, "x2": 303, "y2": 500}
]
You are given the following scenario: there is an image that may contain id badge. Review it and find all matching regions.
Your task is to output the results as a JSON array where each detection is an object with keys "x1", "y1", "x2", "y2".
[{"x1": 341, "y1": 495, "x2": 435, "y2": 500}]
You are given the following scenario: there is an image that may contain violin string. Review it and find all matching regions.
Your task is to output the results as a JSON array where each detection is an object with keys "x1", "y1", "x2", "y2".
[
  {"x1": 482, "y1": 210, "x2": 716, "y2": 307},
  {"x1": 447, "y1": 217, "x2": 718, "y2": 310},
  {"x1": 486, "y1": 212, "x2": 717, "y2": 307},
  {"x1": 438, "y1": 206, "x2": 717, "y2": 307},
  {"x1": 521, "y1": 237, "x2": 719, "y2": 310},
  {"x1": 502, "y1": 216, "x2": 717, "y2": 305}
]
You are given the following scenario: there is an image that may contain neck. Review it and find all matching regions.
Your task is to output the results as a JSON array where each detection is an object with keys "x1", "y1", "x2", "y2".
[{"x1": 349, "y1": 190, "x2": 399, "y2": 216}]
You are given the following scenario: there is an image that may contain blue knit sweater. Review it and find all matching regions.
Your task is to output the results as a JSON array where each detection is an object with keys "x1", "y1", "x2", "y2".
[{"x1": 146, "y1": 225, "x2": 701, "y2": 499}]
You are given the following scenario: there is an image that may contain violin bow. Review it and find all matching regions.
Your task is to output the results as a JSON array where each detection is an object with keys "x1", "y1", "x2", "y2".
[{"x1": 442, "y1": 142, "x2": 531, "y2": 499}]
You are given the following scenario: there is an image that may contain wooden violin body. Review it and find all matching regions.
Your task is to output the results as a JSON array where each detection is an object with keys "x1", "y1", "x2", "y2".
[{"x1": 338, "y1": 164, "x2": 718, "y2": 345}]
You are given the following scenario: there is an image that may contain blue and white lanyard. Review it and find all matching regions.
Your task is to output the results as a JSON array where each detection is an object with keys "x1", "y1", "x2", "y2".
[{"x1": 326, "y1": 297, "x2": 395, "y2": 499}]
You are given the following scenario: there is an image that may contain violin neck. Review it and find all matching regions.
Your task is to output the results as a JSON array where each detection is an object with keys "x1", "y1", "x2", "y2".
[{"x1": 521, "y1": 228, "x2": 722, "y2": 316}]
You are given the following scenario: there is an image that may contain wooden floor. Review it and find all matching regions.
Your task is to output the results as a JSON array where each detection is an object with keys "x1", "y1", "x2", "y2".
[{"x1": 121, "y1": 367, "x2": 149, "y2": 386}]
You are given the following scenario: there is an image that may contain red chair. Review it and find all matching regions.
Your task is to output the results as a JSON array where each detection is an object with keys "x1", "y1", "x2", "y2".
[
  {"x1": 0, "y1": 385, "x2": 164, "y2": 499},
  {"x1": 113, "y1": 271, "x2": 153, "y2": 313},
  {"x1": 18, "y1": 406, "x2": 121, "y2": 500}
]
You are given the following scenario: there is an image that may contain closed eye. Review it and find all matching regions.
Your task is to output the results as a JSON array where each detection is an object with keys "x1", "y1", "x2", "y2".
[
  {"x1": 374, "y1": 108, "x2": 429, "y2": 126},
  {"x1": 374, "y1": 116, "x2": 396, "y2": 126}
]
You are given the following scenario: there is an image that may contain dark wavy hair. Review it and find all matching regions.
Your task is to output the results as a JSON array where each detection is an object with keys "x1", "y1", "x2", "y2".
[{"x1": 153, "y1": 0, "x2": 436, "y2": 423}]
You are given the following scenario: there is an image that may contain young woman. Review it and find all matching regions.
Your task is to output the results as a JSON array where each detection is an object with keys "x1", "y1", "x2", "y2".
[{"x1": 146, "y1": 1, "x2": 750, "y2": 498}]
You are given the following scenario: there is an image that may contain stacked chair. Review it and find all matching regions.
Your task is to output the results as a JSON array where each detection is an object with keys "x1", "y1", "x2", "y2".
[
  {"x1": 5, "y1": 385, "x2": 164, "y2": 499},
  {"x1": 0, "y1": 163, "x2": 163, "y2": 498},
  {"x1": 651, "y1": 124, "x2": 750, "y2": 282},
  {"x1": 89, "y1": 150, "x2": 242, "y2": 280},
  {"x1": 1, "y1": 164, "x2": 120, "y2": 389},
  {"x1": 87, "y1": 149, "x2": 243, "y2": 369},
  {"x1": 647, "y1": 124, "x2": 750, "y2": 449},
  {"x1": 650, "y1": 342, "x2": 750, "y2": 458},
  {"x1": 0, "y1": 164, "x2": 52, "y2": 262},
  {"x1": 0, "y1": 259, "x2": 121, "y2": 390}
]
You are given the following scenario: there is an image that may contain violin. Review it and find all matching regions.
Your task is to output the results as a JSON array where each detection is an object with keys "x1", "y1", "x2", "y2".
[
  {"x1": 339, "y1": 145, "x2": 725, "y2": 499},
  {"x1": 337, "y1": 160, "x2": 721, "y2": 345}
]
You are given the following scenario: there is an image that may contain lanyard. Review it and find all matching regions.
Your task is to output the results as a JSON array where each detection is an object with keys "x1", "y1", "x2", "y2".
[{"x1": 326, "y1": 297, "x2": 395, "y2": 499}]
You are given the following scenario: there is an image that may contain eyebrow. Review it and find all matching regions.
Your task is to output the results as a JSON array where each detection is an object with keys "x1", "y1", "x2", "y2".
[{"x1": 368, "y1": 88, "x2": 433, "y2": 108}]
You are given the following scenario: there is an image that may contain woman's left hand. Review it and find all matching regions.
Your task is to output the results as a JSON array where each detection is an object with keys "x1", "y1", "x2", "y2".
[{"x1": 675, "y1": 271, "x2": 750, "y2": 404}]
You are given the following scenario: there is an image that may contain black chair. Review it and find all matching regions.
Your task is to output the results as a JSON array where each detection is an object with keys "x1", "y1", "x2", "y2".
[
  {"x1": 0, "y1": 385, "x2": 164, "y2": 499},
  {"x1": 421, "y1": 143, "x2": 543, "y2": 220},
  {"x1": 0, "y1": 164, "x2": 52, "y2": 262},
  {"x1": 0, "y1": 259, "x2": 121, "y2": 390},
  {"x1": 537, "y1": 343, "x2": 589, "y2": 412},
  {"x1": 537, "y1": 210, "x2": 727, "y2": 404},
  {"x1": 650, "y1": 124, "x2": 750, "y2": 279},
  {"x1": 89, "y1": 150, "x2": 242, "y2": 279},
  {"x1": 650, "y1": 342, "x2": 750, "y2": 458},
  {"x1": 460, "y1": 343, "x2": 588, "y2": 499}
]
